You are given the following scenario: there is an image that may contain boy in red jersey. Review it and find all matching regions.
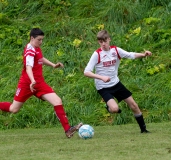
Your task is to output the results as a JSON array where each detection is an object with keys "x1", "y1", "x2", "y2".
[
  {"x1": 84, "y1": 30, "x2": 152, "y2": 133},
  {"x1": 0, "y1": 28, "x2": 82, "y2": 138}
]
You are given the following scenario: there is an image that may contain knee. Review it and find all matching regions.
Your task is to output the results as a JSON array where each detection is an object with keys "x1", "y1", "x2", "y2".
[
  {"x1": 10, "y1": 109, "x2": 19, "y2": 114},
  {"x1": 9, "y1": 106, "x2": 20, "y2": 114},
  {"x1": 108, "y1": 107, "x2": 120, "y2": 113},
  {"x1": 129, "y1": 102, "x2": 140, "y2": 112}
]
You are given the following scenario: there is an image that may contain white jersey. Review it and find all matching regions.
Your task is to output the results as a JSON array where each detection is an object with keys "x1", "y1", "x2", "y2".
[{"x1": 84, "y1": 46, "x2": 136, "y2": 90}]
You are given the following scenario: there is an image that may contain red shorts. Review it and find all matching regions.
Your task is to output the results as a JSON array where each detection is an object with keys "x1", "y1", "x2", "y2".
[{"x1": 14, "y1": 81, "x2": 55, "y2": 102}]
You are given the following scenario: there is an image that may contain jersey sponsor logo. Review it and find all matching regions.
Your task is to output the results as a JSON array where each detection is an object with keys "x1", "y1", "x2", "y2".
[
  {"x1": 38, "y1": 58, "x2": 43, "y2": 64},
  {"x1": 103, "y1": 60, "x2": 116, "y2": 67},
  {"x1": 112, "y1": 52, "x2": 117, "y2": 57}
]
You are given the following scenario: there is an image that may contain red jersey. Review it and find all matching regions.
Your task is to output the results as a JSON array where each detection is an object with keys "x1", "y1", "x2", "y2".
[{"x1": 18, "y1": 43, "x2": 44, "y2": 84}]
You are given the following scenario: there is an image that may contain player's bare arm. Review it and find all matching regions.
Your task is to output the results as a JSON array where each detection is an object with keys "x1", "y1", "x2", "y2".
[
  {"x1": 42, "y1": 57, "x2": 55, "y2": 67},
  {"x1": 134, "y1": 50, "x2": 152, "y2": 59},
  {"x1": 42, "y1": 57, "x2": 64, "y2": 68},
  {"x1": 84, "y1": 71, "x2": 110, "y2": 82},
  {"x1": 26, "y1": 65, "x2": 36, "y2": 92}
]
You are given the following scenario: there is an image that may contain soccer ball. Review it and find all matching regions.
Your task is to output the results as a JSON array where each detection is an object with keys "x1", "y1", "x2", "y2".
[{"x1": 78, "y1": 124, "x2": 94, "y2": 139}]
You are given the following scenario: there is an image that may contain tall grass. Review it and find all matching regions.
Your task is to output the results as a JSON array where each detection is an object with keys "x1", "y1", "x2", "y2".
[{"x1": 0, "y1": 0, "x2": 171, "y2": 128}]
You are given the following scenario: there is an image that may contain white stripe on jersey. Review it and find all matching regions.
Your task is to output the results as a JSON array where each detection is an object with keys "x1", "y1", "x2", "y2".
[
  {"x1": 26, "y1": 55, "x2": 34, "y2": 67},
  {"x1": 24, "y1": 52, "x2": 35, "y2": 57},
  {"x1": 24, "y1": 43, "x2": 36, "y2": 57}
]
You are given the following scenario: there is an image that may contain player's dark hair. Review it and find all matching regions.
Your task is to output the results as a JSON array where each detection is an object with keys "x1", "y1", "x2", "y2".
[
  {"x1": 97, "y1": 30, "x2": 110, "y2": 41},
  {"x1": 30, "y1": 28, "x2": 44, "y2": 38}
]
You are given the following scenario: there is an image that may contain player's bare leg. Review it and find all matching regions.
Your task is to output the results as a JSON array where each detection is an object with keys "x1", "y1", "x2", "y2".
[
  {"x1": 124, "y1": 96, "x2": 141, "y2": 114},
  {"x1": 9, "y1": 100, "x2": 24, "y2": 113},
  {"x1": 106, "y1": 99, "x2": 122, "y2": 113}
]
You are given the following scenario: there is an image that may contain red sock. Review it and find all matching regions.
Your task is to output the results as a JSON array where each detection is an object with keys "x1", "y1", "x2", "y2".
[
  {"x1": 0, "y1": 102, "x2": 11, "y2": 112},
  {"x1": 54, "y1": 105, "x2": 70, "y2": 132}
]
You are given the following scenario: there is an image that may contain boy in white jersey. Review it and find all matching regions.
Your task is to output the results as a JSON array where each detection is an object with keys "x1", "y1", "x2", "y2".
[
  {"x1": 84, "y1": 30, "x2": 152, "y2": 133},
  {"x1": 0, "y1": 28, "x2": 82, "y2": 138}
]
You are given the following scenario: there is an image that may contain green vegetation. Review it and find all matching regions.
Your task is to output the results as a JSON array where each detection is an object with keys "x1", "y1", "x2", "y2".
[
  {"x1": 0, "y1": 0, "x2": 171, "y2": 128},
  {"x1": 0, "y1": 122, "x2": 171, "y2": 160}
]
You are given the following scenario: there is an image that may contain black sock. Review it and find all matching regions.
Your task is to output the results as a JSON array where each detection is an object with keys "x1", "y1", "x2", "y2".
[{"x1": 135, "y1": 114, "x2": 147, "y2": 132}]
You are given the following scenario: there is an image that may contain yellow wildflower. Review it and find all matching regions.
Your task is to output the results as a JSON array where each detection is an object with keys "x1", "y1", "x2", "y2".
[
  {"x1": 73, "y1": 39, "x2": 82, "y2": 47},
  {"x1": 97, "y1": 24, "x2": 104, "y2": 30},
  {"x1": 56, "y1": 50, "x2": 64, "y2": 56},
  {"x1": 133, "y1": 27, "x2": 141, "y2": 35},
  {"x1": 154, "y1": 66, "x2": 160, "y2": 73}
]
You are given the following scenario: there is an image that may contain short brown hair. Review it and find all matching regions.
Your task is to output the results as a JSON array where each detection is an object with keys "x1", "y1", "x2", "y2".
[
  {"x1": 30, "y1": 28, "x2": 44, "y2": 38},
  {"x1": 97, "y1": 30, "x2": 110, "y2": 41}
]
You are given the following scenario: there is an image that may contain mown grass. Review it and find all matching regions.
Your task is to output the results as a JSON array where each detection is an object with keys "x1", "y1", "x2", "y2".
[{"x1": 0, "y1": 122, "x2": 171, "y2": 160}]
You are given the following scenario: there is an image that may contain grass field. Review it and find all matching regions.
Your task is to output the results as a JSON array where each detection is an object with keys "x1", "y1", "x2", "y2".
[{"x1": 0, "y1": 122, "x2": 171, "y2": 160}]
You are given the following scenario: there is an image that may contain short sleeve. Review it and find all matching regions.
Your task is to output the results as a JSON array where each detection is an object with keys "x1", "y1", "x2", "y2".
[{"x1": 26, "y1": 55, "x2": 34, "y2": 67}]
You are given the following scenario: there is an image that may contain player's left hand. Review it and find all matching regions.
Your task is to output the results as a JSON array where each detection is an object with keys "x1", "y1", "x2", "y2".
[
  {"x1": 30, "y1": 81, "x2": 36, "y2": 92},
  {"x1": 53, "y1": 62, "x2": 64, "y2": 68},
  {"x1": 144, "y1": 51, "x2": 152, "y2": 57}
]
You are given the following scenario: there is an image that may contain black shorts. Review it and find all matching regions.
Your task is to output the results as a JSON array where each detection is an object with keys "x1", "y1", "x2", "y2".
[{"x1": 97, "y1": 81, "x2": 132, "y2": 103}]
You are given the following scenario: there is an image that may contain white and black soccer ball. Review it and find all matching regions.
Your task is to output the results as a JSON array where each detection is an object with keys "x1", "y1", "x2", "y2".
[{"x1": 78, "y1": 124, "x2": 94, "y2": 139}]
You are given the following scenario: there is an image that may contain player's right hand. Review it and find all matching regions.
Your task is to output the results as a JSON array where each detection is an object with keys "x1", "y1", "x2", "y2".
[
  {"x1": 102, "y1": 76, "x2": 110, "y2": 83},
  {"x1": 30, "y1": 81, "x2": 36, "y2": 92}
]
